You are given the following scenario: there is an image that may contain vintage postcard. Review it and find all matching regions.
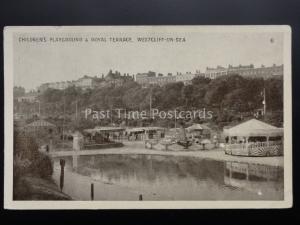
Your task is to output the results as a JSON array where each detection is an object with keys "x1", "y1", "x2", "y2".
[{"x1": 4, "y1": 26, "x2": 292, "y2": 209}]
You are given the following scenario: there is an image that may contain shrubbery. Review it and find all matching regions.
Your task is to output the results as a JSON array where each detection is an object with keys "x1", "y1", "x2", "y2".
[{"x1": 13, "y1": 131, "x2": 54, "y2": 199}]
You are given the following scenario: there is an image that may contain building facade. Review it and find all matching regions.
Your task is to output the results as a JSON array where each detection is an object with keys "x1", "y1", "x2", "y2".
[
  {"x1": 74, "y1": 76, "x2": 96, "y2": 90},
  {"x1": 135, "y1": 71, "x2": 156, "y2": 86},
  {"x1": 135, "y1": 71, "x2": 202, "y2": 87},
  {"x1": 228, "y1": 64, "x2": 283, "y2": 78},
  {"x1": 104, "y1": 71, "x2": 134, "y2": 87},
  {"x1": 205, "y1": 66, "x2": 228, "y2": 79},
  {"x1": 205, "y1": 64, "x2": 283, "y2": 79},
  {"x1": 16, "y1": 92, "x2": 38, "y2": 103},
  {"x1": 38, "y1": 81, "x2": 74, "y2": 92},
  {"x1": 135, "y1": 73, "x2": 176, "y2": 87},
  {"x1": 175, "y1": 72, "x2": 197, "y2": 85},
  {"x1": 38, "y1": 75, "x2": 96, "y2": 92}
]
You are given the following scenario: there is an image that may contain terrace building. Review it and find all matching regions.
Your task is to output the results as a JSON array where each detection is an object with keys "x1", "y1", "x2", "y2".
[
  {"x1": 227, "y1": 64, "x2": 283, "y2": 78},
  {"x1": 135, "y1": 71, "x2": 157, "y2": 86},
  {"x1": 104, "y1": 71, "x2": 134, "y2": 87},
  {"x1": 205, "y1": 66, "x2": 228, "y2": 79},
  {"x1": 135, "y1": 70, "x2": 202, "y2": 87},
  {"x1": 175, "y1": 72, "x2": 197, "y2": 85},
  {"x1": 38, "y1": 81, "x2": 74, "y2": 92},
  {"x1": 135, "y1": 73, "x2": 176, "y2": 87},
  {"x1": 38, "y1": 75, "x2": 99, "y2": 92},
  {"x1": 205, "y1": 64, "x2": 284, "y2": 80}
]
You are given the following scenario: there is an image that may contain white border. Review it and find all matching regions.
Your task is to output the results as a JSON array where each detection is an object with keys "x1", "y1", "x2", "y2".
[{"x1": 4, "y1": 26, "x2": 293, "y2": 209}]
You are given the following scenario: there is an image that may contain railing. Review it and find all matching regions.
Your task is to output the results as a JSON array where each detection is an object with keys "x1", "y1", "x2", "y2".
[
  {"x1": 248, "y1": 140, "x2": 282, "y2": 149},
  {"x1": 226, "y1": 140, "x2": 283, "y2": 156},
  {"x1": 248, "y1": 141, "x2": 283, "y2": 156}
]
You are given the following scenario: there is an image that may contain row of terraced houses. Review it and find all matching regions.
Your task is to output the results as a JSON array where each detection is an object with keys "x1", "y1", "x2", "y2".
[
  {"x1": 35, "y1": 64, "x2": 283, "y2": 93},
  {"x1": 135, "y1": 64, "x2": 283, "y2": 87}
]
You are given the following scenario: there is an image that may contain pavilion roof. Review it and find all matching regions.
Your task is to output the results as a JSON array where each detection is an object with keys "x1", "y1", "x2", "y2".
[
  {"x1": 84, "y1": 126, "x2": 125, "y2": 134},
  {"x1": 25, "y1": 119, "x2": 56, "y2": 128},
  {"x1": 186, "y1": 123, "x2": 211, "y2": 131},
  {"x1": 223, "y1": 119, "x2": 283, "y2": 136}
]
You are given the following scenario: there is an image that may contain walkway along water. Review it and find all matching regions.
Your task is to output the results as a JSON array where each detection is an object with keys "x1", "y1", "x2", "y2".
[{"x1": 49, "y1": 141, "x2": 283, "y2": 167}]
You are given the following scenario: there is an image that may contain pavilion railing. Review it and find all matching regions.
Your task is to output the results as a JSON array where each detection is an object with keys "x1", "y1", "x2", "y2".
[
  {"x1": 248, "y1": 141, "x2": 283, "y2": 156},
  {"x1": 225, "y1": 140, "x2": 283, "y2": 156}
]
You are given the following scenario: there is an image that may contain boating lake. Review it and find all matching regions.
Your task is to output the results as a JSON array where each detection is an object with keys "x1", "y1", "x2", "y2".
[{"x1": 52, "y1": 154, "x2": 284, "y2": 201}]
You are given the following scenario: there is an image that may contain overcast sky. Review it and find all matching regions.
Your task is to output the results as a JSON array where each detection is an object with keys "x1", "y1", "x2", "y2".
[{"x1": 13, "y1": 29, "x2": 284, "y2": 91}]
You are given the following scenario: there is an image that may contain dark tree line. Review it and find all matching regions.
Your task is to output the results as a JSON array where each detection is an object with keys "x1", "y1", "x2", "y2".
[{"x1": 27, "y1": 74, "x2": 283, "y2": 128}]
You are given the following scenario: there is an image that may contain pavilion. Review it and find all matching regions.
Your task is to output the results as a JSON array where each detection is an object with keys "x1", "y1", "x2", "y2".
[
  {"x1": 186, "y1": 123, "x2": 211, "y2": 140},
  {"x1": 24, "y1": 119, "x2": 56, "y2": 136},
  {"x1": 83, "y1": 126, "x2": 125, "y2": 143},
  {"x1": 223, "y1": 119, "x2": 283, "y2": 156}
]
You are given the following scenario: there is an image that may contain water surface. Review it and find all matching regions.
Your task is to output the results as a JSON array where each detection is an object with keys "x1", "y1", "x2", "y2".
[{"x1": 53, "y1": 154, "x2": 283, "y2": 200}]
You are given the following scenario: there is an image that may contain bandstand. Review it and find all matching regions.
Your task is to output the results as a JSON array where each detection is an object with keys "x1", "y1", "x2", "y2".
[{"x1": 223, "y1": 119, "x2": 283, "y2": 157}]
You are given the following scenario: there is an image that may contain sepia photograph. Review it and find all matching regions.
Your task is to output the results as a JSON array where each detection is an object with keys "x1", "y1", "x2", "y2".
[{"x1": 4, "y1": 26, "x2": 292, "y2": 209}]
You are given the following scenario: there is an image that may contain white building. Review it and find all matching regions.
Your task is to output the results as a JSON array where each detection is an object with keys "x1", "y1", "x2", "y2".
[
  {"x1": 205, "y1": 66, "x2": 228, "y2": 79},
  {"x1": 74, "y1": 76, "x2": 95, "y2": 90},
  {"x1": 175, "y1": 72, "x2": 197, "y2": 85},
  {"x1": 38, "y1": 75, "x2": 96, "y2": 92}
]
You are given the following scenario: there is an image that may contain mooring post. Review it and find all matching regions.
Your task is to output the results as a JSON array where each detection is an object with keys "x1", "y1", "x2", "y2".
[
  {"x1": 59, "y1": 159, "x2": 65, "y2": 191},
  {"x1": 139, "y1": 194, "x2": 143, "y2": 201},
  {"x1": 91, "y1": 183, "x2": 94, "y2": 200}
]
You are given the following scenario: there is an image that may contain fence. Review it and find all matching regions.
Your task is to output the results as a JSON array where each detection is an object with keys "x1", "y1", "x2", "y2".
[{"x1": 226, "y1": 140, "x2": 283, "y2": 156}]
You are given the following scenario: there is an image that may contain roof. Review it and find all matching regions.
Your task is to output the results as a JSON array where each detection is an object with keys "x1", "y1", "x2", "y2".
[
  {"x1": 126, "y1": 127, "x2": 165, "y2": 132},
  {"x1": 223, "y1": 119, "x2": 283, "y2": 136},
  {"x1": 142, "y1": 127, "x2": 165, "y2": 131},
  {"x1": 186, "y1": 124, "x2": 211, "y2": 131},
  {"x1": 84, "y1": 126, "x2": 125, "y2": 133},
  {"x1": 26, "y1": 120, "x2": 56, "y2": 128},
  {"x1": 126, "y1": 128, "x2": 145, "y2": 132}
]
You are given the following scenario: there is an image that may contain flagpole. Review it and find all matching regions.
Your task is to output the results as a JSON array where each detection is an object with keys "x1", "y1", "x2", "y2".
[
  {"x1": 149, "y1": 89, "x2": 152, "y2": 119},
  {"x1": 263, "y1": 87, "x2": 266, "y2": 117}
]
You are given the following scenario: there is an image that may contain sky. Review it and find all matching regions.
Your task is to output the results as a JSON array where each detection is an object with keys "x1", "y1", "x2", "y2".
[{"x1": 13, "y1": 29, "x2": 284, "y2": 91}]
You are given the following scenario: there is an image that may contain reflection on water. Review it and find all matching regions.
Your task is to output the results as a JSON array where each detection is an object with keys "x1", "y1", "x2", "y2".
[{"x1": 53, "y1": 154, "x2": 283, "y2": 201}]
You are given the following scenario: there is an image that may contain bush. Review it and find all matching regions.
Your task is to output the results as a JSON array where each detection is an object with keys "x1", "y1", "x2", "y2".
[
  {"x1": 29, "y1": 153, "x2": 53, "y2": 179},
  {"x1": 13, "y1": 131, "x2": 54, "y2": 197}
]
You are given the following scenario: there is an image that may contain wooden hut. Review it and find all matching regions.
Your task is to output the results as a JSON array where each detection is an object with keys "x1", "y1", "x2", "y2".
[{"x1": 186, "y1": 123, "x2": 211, "y2": 140}]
